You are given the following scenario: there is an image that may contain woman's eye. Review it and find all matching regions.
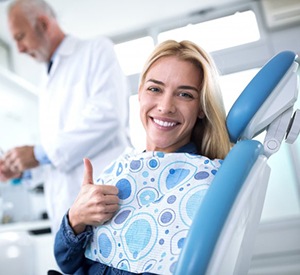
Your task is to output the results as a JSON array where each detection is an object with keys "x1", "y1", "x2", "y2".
[
  {"x1": 147, "y1": 87, "x2": 160, "y2": 93},
  {"x1": 179, "y1": 92, "x2": 194, "y2": 99}
]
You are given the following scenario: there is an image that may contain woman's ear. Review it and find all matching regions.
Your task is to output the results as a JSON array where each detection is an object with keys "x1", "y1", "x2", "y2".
[
  {"x1": 138, "y1": 86, "x2": 141, "y2": 101},
  {"x1": 198, "y1": 110, "x2": 205, "y2": 119}
]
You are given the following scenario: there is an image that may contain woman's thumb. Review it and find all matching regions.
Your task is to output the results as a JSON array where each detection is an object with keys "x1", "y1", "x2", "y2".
[{"x1": 83, "y1": 158, "x2": 94, "y2": 185}]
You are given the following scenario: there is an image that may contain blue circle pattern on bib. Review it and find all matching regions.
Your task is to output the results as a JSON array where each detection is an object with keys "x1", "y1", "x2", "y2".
[{"x1": 85, "y1": 150, "x2": 222, "y2": 274}]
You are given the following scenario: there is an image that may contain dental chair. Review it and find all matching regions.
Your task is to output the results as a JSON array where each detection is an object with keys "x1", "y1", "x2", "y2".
[{"x1": 175, "y1": 50, "x2": 299, "y2": 275}]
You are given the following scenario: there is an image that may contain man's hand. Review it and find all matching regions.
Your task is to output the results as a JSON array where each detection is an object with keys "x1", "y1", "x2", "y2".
[
  {"x1": 2, "y1": 146, "x2": 39, "y2": 174},
  {"x1": 0, "y1": 159, "x2": 22, "y2": 181},
  {"x1": 68, "y1": 158, "x2": 119, "y2": 235}
]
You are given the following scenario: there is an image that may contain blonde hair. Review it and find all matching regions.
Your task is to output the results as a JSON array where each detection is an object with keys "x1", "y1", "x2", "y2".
[{"x1": 139, "y1": 40, "x2": 231, "y2": 159}]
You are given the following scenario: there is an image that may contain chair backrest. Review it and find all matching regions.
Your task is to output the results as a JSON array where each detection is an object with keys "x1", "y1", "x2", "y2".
[{"x1": 174, "y1": 51, "x2": 299, "y2": 275}]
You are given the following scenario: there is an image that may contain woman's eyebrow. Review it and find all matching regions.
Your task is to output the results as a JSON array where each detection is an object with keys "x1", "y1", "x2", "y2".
[
  {"x1": 178, "y1": 85, "x2": 199, "y2": 92},
  {"x1": 146, "y1": 79, "x2": 164, "y2": 85},
  {"x1": 146, "y1": 79, "x2": 198, "y2": 91}
]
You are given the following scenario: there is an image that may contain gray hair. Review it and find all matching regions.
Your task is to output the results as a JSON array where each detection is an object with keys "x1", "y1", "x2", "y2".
[{"x1": 8, "y1": 0, "x2": 56, "y2": 25}]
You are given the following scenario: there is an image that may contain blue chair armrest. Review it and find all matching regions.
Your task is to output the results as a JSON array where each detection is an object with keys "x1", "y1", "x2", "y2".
[{"x1": 175, "y1": 140, "x2": 263, "y2": 275}]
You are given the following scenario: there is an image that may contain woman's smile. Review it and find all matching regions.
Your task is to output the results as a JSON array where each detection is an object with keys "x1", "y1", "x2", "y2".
[{"x1": 152, "y1": 117, "x2": 179, "y2": 128}]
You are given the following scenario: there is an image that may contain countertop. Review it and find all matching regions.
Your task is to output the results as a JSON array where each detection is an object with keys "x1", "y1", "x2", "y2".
[{"x1": 0, "y1": 219, "x2": 51, "y2": 233}]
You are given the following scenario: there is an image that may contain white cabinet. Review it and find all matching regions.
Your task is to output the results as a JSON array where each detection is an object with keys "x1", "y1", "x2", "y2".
[{"x1": 0, "y1": 221, "x2": 58, "y2": 275}]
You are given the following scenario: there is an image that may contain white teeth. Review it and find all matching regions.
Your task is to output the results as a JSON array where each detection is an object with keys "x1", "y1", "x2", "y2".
[{"x1": 153, "y1": 118, "x2": 176, "y2": 127}]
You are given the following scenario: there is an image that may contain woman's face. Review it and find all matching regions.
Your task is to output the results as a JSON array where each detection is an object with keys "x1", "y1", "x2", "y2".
[{"x1": 139, "y1": 56, "x2": 203, "y2": 152}]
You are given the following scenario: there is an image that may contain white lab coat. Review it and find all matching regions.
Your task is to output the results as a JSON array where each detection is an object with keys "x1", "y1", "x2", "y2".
[{"x1": 38, "y1": 35, "x2": 131, "y2": 233}]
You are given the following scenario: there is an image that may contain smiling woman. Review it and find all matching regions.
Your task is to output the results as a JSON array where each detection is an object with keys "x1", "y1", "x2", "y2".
[{"x1": 52, "y1": 39, "x2": 232, "y2": 275}]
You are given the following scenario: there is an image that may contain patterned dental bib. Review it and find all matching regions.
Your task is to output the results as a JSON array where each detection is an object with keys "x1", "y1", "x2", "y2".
[{"x1": 85, "y1": 149, "x2": 223, "y2": 274}]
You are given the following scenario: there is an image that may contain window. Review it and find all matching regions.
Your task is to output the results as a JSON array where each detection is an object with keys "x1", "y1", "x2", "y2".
[
  {"x1": 114, "y1": 10, "x2": 261, "y2": 77},
  {"x1": 114, "y1": 36, "x2": 155, "y2": 75},
  {"x1": 158, "y1": 10, "x2": 260, "y2": 52}
]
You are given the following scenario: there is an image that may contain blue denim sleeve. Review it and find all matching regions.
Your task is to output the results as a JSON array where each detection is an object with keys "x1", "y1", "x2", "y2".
[{"x1": 54, "y1": 212, "x2": 93, "y2": 274}]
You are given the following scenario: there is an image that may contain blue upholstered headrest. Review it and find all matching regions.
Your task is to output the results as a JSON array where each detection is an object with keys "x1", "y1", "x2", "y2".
[{"x1": 226, "y1": 51, "x2": 297, "y2": 143}]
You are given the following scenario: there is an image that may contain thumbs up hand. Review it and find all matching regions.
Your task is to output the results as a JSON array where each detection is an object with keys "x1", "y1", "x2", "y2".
[
  {"x1": 82, "y1": 157, "x2": 94, "y2": 185},
  {"x1": 68, "y1": 158, "x2": 119, "y2": 235}
]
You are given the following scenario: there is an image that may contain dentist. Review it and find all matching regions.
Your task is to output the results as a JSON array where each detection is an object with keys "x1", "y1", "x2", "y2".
[{"x1": 0, "y1": 0, "x2": 131, "y2": 234}]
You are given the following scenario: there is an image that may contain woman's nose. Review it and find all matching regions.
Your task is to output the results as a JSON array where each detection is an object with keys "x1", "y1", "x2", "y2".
[{"x1": 157, "y1": 94, "x2": 176, "y2": 114}]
